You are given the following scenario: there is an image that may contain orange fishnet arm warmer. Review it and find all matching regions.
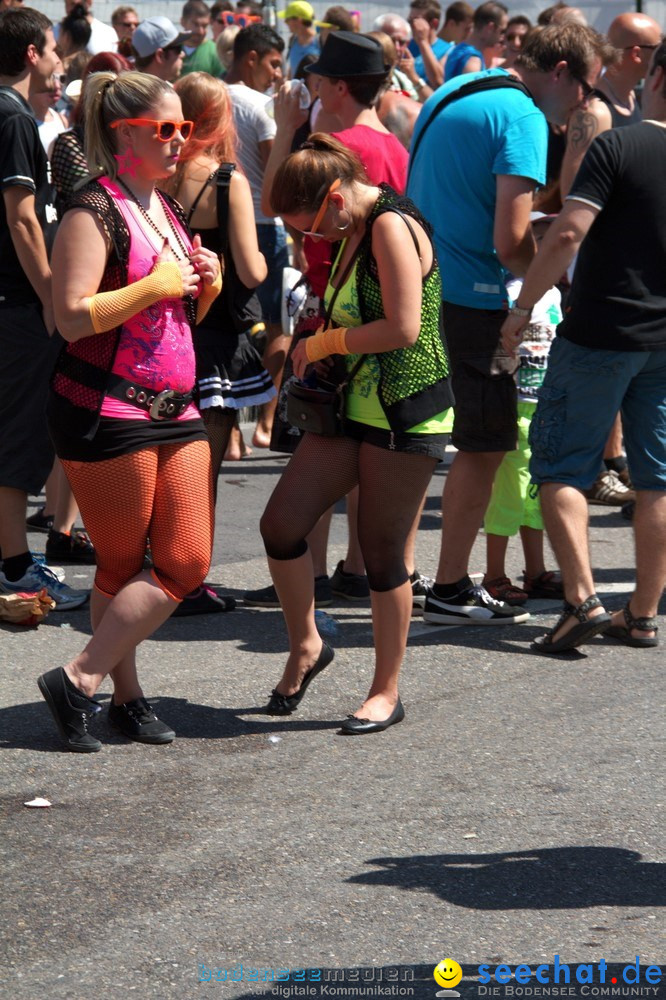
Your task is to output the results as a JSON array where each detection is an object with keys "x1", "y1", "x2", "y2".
[
  {"x1": 88, "y1": 260, "x2": 184, "y2": 334},
  {"x1": 196, "y1": 269, "x2": 222, "y2": 324},
  {"x1": 305, "y1": 326, "x2": 350, "y2": 363}
]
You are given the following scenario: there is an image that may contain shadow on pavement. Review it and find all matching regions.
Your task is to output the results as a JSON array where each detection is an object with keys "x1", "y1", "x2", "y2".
[{"x1": 347, "y1": 847, "x2": 665, "y2": 909}]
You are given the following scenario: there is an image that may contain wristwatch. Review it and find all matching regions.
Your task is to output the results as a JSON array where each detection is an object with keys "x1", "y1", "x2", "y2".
[{"x1": 509, "y1": 305, "x2": 531, "y2": 317}]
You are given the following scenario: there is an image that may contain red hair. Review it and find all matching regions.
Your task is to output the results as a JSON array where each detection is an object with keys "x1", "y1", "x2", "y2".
[{"x1": 173, "y1": 73, "x2": 237, "y2": 172}]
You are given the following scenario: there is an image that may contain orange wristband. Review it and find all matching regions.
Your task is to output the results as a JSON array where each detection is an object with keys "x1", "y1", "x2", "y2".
[{"x1": 305, "y1": 326, "x2": 349, "y2": 363}]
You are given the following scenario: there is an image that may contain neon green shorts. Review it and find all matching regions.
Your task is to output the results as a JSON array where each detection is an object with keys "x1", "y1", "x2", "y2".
[{"x1": 484, "y1": 401, "x2": 543, "y2": 536}]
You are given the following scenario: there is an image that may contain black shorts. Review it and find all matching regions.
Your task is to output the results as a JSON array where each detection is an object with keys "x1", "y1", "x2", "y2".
[
  {"x1": 0, "y1": 302, "x2": 61, "y2": 493},
  {"x1": 345, "y1": 418, "x2": 448, "y2": 460},
  {"x1": 443, "y1": 301, "x2": 518, "y2": 453}
]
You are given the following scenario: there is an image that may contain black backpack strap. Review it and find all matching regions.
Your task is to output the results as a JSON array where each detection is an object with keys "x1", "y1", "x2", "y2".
[
  {"x1": 215, "y1": 162, "x2": 235, "y2": 257},
  {"x1": 408, "y1": 75, "x2": 534, "y2": 182}
]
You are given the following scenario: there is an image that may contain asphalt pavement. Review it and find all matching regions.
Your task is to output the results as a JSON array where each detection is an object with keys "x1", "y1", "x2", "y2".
[{"x1": 1, "y1": 429, "x2": 663, "y2": 1000}]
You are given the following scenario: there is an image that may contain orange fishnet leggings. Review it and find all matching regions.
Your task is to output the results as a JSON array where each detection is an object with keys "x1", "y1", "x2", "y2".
[{"x1": 62, "y1": 440, "x2": 213, "y2": 600}]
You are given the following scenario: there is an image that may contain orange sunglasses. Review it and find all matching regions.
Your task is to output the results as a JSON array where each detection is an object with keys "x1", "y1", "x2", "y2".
[
  {"x1": 300, "y1": 178, "x2": 341, "y2": 238},
  {"x1": 111, "y1": 118, "x2": 195, "y2": 142}
]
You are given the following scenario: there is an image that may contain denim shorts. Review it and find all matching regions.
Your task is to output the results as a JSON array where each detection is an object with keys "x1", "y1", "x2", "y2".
[
  {"x1": 529, "y1": 336, "x2": 666, "y2": 491},
  {"x1": 256, "y1": 223, "x2": 289, "y2": 324},
  {"x1": 345, "y1": 419, "x2": 448, "y2": 460}
]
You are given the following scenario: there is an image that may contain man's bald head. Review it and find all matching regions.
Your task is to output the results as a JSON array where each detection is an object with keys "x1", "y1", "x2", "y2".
[{"x1": 608, "y1": 12, "x2": 661, "y2": 50}]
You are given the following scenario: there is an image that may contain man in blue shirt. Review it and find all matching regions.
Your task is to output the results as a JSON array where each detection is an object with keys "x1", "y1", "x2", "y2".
[
  {"x1": 407, "y1": 21, "x2": 611, "y2": 626},
  {"x1": 408, "y1": 0, "x2": 450, "y2": 89},
  {"x1": 444, "y1": 0, "x2": 508, "y2": 81}
]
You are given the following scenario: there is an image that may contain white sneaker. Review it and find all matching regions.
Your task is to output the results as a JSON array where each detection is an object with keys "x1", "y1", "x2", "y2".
[{"x1": 0, "y1": 563, "x2": 88, "y2": 611}]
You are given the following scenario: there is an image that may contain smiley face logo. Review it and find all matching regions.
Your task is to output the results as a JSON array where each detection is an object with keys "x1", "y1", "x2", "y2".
[{"x1": 434, "y1": 959, "x2": 463, "y2": 989}]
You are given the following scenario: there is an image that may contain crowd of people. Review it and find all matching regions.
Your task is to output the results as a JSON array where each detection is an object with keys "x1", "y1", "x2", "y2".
[{"x1": 0, "y1": 0, "x2": 663, "y2": 751}]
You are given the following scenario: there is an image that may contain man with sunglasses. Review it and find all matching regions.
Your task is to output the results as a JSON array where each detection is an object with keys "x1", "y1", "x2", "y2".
[
  {"x1": 111, "y1": 5, "x2": 138, "y2": 43},
  {"x1": 132, "y1": 15, "x2": 192, "y2": 82},
  {"x1": 180, "y1": 0, "x2": 224, "y2": 77},
  {"x1": 407, "y1": 21, "x2": 611, "y2": 627},
  {"x1": 560, "y1": 12, "x2": 662, "y2": 196}
]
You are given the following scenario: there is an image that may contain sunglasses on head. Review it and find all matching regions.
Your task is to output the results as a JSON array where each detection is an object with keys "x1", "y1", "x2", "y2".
[
  {"x1": 217, "y1": 11, "x2": 261, "y2": 26},
  {"x1": 300, "y1": 178, "x2": 341, "y2": 238},
  {"x1": 111, "y1": 118, "x2": 195, "y2": 141}
]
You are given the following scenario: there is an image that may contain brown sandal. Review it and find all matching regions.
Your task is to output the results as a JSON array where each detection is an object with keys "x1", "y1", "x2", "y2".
[{"x1": 605, "y1": 602, "x2": 659, "y2": 648}]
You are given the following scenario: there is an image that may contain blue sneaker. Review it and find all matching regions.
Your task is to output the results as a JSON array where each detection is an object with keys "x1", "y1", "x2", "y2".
[{"x1": 0, "y1": 563, "x2": 88, "y2": 611}]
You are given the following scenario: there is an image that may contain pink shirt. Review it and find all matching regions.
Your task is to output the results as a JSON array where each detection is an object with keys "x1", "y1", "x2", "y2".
[{"x1": 98, "y1": 177, "x2": 199, "y2": 422}]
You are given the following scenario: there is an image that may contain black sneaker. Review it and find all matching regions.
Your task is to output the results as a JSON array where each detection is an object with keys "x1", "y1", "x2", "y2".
[
  {"x1": 410, "y1": 569, "x2": 432, "y2": 613},
  {"x1": 108, "y1": 697, "x2": 175, "y2": 744},
  {"x1": 244, "y1": 576, "x2": 333, "y2": 608},
  {"x1": 26, "y1": 507, "x2": 54, "y2": 533},
  {"x1": 45, "y1": 529, "x2": 96, "y2": 565},
  {"x1": 172, "y1": 585, "x2": 236, "y2": 617},
  {"x1": 37, "y1": 667, "x2": 102, "y2": 752},
  {"x1": 329, "y1": 560, "x2": 369, "y2": 600},
  {"x1": 423, "y1": 581, "x2": 530, "y2": 625}
]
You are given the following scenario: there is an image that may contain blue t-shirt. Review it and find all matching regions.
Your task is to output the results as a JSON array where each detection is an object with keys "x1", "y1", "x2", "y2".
[
  {"x1": 288, "y1": 36, "x2": 320, "y2": 75},
  {"x1": 408, "y1": 37, "x2": 451, "y2": 87},
  {"x1": 444, "y1": 42, "x2": 483, "y2": 81},
  {"x1": 407, "y1": 69, "x2": 548, "y2": 309}
]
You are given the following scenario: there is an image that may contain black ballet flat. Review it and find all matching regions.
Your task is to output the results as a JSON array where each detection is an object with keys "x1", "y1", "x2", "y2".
[
  {"x1": 339, "y1": 698, "x2": 405, "y2": 735},
  {"x1": 265, "y1": 642, "x2": 334, "y2": 715}
]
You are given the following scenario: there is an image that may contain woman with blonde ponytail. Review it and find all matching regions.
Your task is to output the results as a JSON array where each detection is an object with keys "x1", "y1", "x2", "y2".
[{"x1": 38, "y1": 71, "x2": 222, "y2": 753}]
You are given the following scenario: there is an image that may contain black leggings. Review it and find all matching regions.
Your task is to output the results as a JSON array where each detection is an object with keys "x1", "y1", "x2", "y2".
[
  {"x1": 201, "y1": 407, "x2": 237, "y2": 503},
  {"x1": 260, "y1": 432, "x2": 437, "y2": 593}
]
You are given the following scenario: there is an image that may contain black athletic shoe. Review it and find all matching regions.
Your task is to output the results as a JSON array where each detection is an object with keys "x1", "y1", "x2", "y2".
[
  {"x1": 410, "y1": 570, "x2": 432, "y2": 613},
  {"x1": 108, "y1": 697, "x2": 175, "y2": 744},
  {"x1": 244, "y1": 576, "x2": 333, "y2": 608},
  {"x1": 45, "y1": 529, "x2": 96, "y2": 565},
  {"x1": 172, "y1": 585, "x2": 236, "y2": 617},
  {"x1": 37, "y1": 667, "x2": 102, "y2": 753},
  {"x1": 423, "y1": 582, "x2": 530, "y2": 625},
  {"x1": 26, "y1": 507, "x2": 54, "y2": 533},
  {"x1": 329, "y1": 560, "x2": 369, "y2": 600}
]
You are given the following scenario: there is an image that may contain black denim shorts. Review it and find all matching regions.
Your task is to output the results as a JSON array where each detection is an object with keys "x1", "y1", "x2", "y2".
[
  {"x1": 443, "y1": 301, "x2": 519, "y2": 453},
  {"x1": 345, "y1": 419, "x2": 448, "y2": 460}
]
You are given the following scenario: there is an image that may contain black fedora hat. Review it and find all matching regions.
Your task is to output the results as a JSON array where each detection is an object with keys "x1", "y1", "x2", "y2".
[{"x1": 305, "y1": 31, "x2": 389, "y2": 78}]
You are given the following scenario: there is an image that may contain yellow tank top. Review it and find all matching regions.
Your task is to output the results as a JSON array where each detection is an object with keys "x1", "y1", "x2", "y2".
[{"x1": 324, "y1": 244, "x2": 451, "y2": 434}]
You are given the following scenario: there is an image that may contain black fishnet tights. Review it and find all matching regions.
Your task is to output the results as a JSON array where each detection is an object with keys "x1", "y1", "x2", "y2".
[
  {"x1": 260, "y1": 432, "x2": 437, "y2": 592},
  {"x1": 202, "y1": 407, "x2": 237, "y2": 502}
]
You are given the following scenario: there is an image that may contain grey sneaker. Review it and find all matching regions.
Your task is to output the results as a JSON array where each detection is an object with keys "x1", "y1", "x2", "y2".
[{"x1": 0, "y1": 563, "x2": 88, "y2": 611}]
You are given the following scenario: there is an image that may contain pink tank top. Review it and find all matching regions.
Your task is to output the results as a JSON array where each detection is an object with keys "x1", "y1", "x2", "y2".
[{"x1": 98, "y1": 176, "x2": 199, "y2": 422}]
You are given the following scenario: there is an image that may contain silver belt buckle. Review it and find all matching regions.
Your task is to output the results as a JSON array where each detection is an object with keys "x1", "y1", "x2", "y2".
[{"x1": 149, "y1": 388, "x2": 176, "y2": 421}]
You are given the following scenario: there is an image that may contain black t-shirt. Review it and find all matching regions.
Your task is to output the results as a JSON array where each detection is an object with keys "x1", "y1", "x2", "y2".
[
  {"x1": 561, "y1": 122, "x2": 666, "y2": 351},
  {"x1": 0, "y1": 86, "x2": 57, "y2": 305}
]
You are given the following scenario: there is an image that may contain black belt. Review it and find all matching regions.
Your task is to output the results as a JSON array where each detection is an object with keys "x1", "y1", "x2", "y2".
[{"x1": 106, "y1": 374, "x2": 194, "y2": 421}]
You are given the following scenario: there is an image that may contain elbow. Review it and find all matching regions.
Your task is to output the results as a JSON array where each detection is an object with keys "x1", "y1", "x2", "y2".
[
  {"x1": 395, "y1": 321, "x2": 420, "y2": 347},
  {"x1": 54, "y1": 304, "x2": 92, "y2": 343},
  {"x1": 236, "y1": 256, "x2": 268, "y2": 289}
]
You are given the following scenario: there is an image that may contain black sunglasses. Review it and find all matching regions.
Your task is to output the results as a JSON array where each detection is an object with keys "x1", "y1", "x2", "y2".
[{"x1": 570, "y1": 71, "x2": 595, "y2": 99}]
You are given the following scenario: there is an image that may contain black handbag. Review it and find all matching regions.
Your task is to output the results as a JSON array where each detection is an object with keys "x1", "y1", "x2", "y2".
[{"x1": 286, "y1": 240, "x2": 366, "y2": 437}]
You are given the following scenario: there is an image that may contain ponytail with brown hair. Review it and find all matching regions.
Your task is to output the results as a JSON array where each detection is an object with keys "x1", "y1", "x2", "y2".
[{"x1": 270, "y1": 133, "x2": 369, "y2": 217}]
